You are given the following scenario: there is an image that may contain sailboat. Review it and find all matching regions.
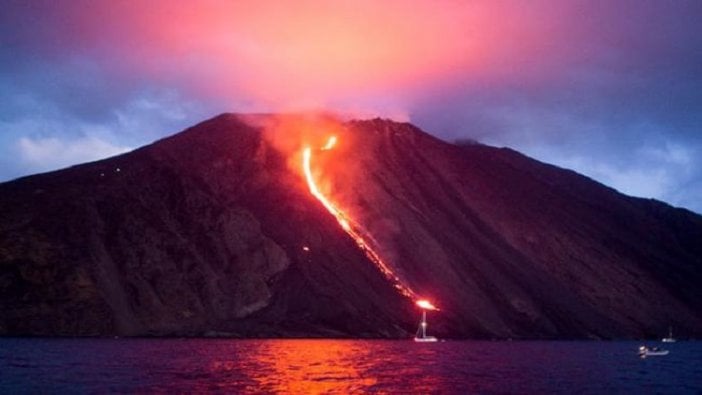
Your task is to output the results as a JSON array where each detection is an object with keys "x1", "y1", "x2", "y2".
[
  {"x1": 414, "y1": 309, "x2": 438, "y2": 342},
  {"x1": 414, "y1": 300, "x2": 438, "y2": 342},
  {"x1": 661, "y1": 326, "x2": 676, "y2": 343}
]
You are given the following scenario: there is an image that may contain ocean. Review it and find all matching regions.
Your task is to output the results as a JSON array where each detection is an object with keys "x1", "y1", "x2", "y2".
[{"x1": 1, "y1": 338, "x2": 700, "y2": 393}]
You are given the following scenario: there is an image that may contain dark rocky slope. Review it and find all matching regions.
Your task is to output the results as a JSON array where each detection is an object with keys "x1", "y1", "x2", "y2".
[
  {"x1": 329, "y1": 119, "x2": 702, "y2": 339},
  {"x1": 1, "y1": 114, "x2": 700, "y2": 338}
]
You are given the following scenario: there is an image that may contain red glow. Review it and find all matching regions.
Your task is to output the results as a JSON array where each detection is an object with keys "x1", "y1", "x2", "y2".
[
  {"x1": 263, "y1": 116, "x2": 440, "y2": 312},
  {"x1": 321, "y1": 136, "x2": 337, "y2": 151},
  {"x1": 303, "y1": 136, "x2": 416, "y2": 299},
  {"x1": 416, "y1": 300, "x2": 438, "y2": 311},
  {"x1": 302, "y1": 135, "x2": 441, "y2": 311},
  {"x1": 51, "y1": 1, "x2": 534, "y2": 109}
]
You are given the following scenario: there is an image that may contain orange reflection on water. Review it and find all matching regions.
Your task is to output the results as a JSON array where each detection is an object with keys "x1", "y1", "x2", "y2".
[{"x1": 211, "y1": 340, "x2": 378, "y2": 394}]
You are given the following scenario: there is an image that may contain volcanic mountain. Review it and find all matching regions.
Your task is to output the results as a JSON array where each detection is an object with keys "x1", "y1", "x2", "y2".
[{"x1": 1, "y1": 113, "x2": 700, "y2": 339}]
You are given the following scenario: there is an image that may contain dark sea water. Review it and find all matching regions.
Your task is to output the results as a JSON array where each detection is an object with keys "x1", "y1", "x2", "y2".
[{"x1": 1, "y1": 339, "x2": 700, "y2": 394}]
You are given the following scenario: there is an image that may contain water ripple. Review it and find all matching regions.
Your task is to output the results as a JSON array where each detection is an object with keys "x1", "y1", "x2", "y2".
[{"x1": 0, "y1": 339, "x2": 700, "y2": 393}]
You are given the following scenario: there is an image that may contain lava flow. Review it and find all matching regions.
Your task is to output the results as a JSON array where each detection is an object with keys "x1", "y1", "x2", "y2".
[{"x1": 302, "y1": 136, "x2": 420, "y2": 301}]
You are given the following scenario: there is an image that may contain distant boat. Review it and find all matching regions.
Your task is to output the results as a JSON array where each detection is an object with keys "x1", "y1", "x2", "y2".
[
  {"x1": 414, "y1": 309, "x2": 438, "y2": 342},
  {"x1": 661, "y1": 326, "x2": 676, "y2": 343},
  {"x1": 639, "y1": 345, "x2": 669, "y2": 357}
]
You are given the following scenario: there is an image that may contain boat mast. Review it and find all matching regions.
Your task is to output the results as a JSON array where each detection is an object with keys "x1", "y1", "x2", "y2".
[{"x1": 421, "y1": 310, "x2": 427, "y2": 338}]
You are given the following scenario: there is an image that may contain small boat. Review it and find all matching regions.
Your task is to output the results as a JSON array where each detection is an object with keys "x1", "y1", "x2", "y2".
[
  {"x1": 661, "y1": 326, "x2": 676, "y2": 343},
  {"x1": 414, "y1": 299, "x2": 439, "y2": 342},
  {"x1": 414, "y1": 309, "x2": 438, "y2": 342},
  {"x1": 639, "y1": 345, "x2": 669, "y2": 357}
]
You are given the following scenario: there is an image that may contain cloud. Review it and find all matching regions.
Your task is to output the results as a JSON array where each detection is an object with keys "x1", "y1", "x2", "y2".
[
  {"x1": 0, "y1": 86, "x2": 215, "y2": 181},
  {"x1": 16, "y1": 135, "x2": 132, "y2": 174},
  {"x1": 503, "y1": 132, "x2": 701, "y2": 213}
]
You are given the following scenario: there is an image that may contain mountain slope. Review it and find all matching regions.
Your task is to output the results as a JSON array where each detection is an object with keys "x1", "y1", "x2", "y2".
[
  {"x1": 1, "y1": 113, "x2": 700, "y2": 338},
  {"x1": 329, "y1": 119, "x2": 702, "y2": 338}
]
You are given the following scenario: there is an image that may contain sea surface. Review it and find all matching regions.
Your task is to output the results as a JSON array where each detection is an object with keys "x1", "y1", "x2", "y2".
[{"x1": 1, "y1": 338, "x2": 700, "y2": 394}]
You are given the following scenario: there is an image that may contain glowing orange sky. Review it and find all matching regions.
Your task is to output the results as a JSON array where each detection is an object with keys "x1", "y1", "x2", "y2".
[{"x1": 69, "y1": 1, "x2": 531, "y2": 110}]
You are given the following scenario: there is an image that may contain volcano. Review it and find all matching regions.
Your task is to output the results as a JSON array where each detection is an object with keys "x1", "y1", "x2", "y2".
[{"x1": 1, "y1": 113, "x2": 700, "y2": 339}]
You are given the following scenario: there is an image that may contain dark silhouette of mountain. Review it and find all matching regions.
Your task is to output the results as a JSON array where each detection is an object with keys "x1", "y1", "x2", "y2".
[{"x1": 1, "y1": 113, "x2": 700, "y2": 338}]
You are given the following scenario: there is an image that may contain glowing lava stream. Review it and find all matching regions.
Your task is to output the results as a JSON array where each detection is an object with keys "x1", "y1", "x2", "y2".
[{"x1": 302, "y1": 136, "x2": 417, "y2": 300}]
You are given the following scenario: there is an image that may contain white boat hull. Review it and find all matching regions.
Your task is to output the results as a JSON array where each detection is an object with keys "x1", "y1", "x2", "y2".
[
  {"x1": 641, "y1": 350, "x2": 669, "y2": 356},
  {"x1": 639, "y1": 345, "x2": 669, "y2": 357},
  {"x1": 414, "y1": 310, "x2": 438, "y2": 342},
  {"x1": 661, "y1": 327, "x2": 676, "y2": 342}
]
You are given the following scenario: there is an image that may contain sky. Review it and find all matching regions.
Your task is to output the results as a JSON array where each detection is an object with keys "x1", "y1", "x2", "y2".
[{"x1": 1, "y1": 0, "x2": 701, "y2": 213}]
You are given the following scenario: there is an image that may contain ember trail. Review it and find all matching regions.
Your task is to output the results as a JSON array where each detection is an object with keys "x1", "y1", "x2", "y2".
[{"x1": 302, "y1": 136, "x2": 419, "y2": 300}]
